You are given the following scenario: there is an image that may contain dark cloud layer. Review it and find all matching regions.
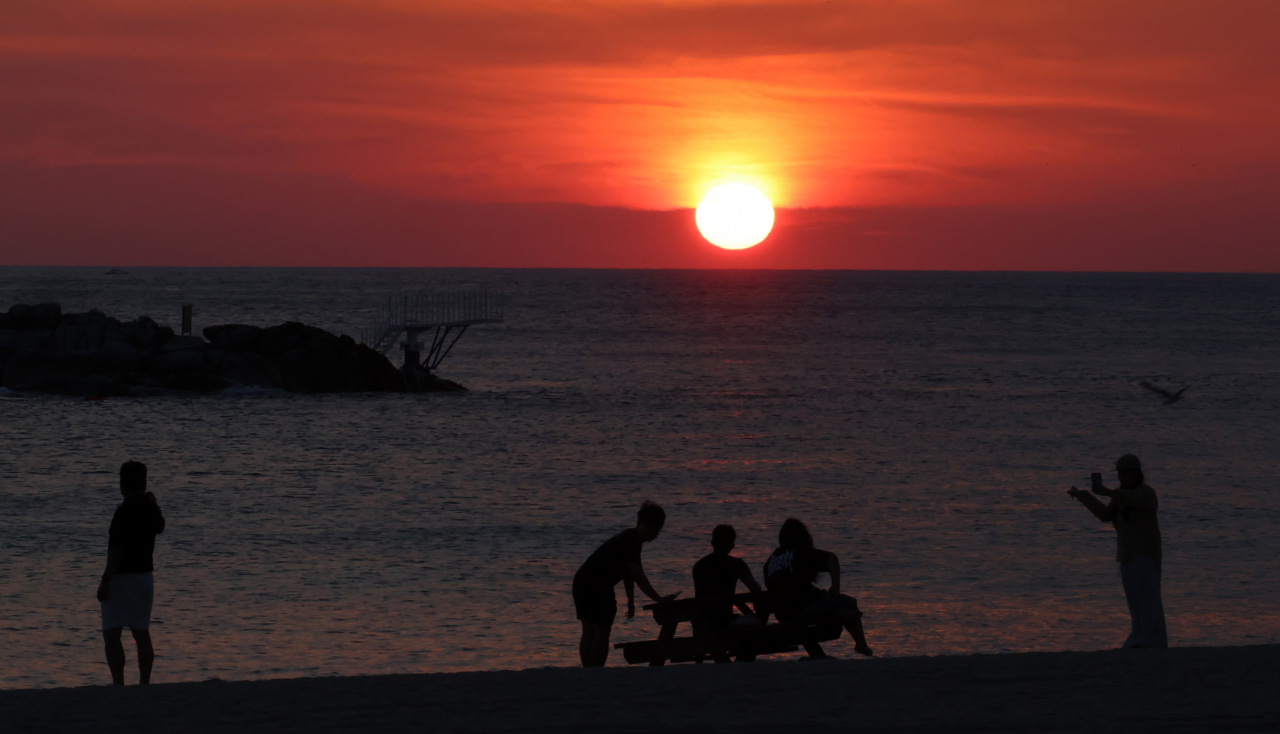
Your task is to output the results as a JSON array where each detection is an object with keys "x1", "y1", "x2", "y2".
[{"x1": 4, "y1": 161, "x2": 1276, "y2": 270}]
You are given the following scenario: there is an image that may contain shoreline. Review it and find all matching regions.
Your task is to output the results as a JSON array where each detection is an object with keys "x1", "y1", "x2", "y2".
[{"x1": 3, "y1": 645, "x2": 1277, "y2": 733}]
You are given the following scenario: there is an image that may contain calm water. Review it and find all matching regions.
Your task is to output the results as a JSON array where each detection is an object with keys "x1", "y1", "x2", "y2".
[{"x1": 2, "y1": 268, "x2": 1279, "y2": 689}]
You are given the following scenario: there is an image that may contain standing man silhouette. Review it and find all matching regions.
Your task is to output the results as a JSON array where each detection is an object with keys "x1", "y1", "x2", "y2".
[
  {"x1": 97, "y1": 461, "x2": 166, "y2": 684},
  {"x1": 1068, "y1": 453, "x2": 1168, "y2": 648}
]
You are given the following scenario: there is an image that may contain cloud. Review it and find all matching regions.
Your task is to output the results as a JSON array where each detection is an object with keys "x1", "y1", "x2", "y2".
[{"x1": 1, "y1": 1, "x2": 1278, "y2": 267}]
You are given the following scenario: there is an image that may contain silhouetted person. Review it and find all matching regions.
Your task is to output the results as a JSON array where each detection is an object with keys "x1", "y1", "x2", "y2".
[
  {"x1": 572, "y1": 501, "x2": 677, "y2": 667},
  {"x1": 96, "y1": 461, "x2": 166, "y2": 685},
  {"x1": 1068, "y1": 454, "x2": 1168, "y2": 648},
  {"x1": 692, "y1": 524, "x2": 763, "y2": 633},
  {"x1": 763, "y1": 518, "x2": 873, "y2": 657}
]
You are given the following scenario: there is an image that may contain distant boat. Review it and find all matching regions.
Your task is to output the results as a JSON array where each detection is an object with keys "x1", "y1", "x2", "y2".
[{"x1": 104, "y1": 269, "x2": 129, "y2": 275}]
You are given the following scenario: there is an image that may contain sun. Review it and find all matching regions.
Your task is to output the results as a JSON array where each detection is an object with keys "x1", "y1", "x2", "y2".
[{"x1": 695, "y1": 183, "x2": 775, "y2": 250}]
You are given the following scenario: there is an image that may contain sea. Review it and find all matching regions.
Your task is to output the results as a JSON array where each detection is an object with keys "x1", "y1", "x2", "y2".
[{"x1": 2, "y1": 268, "x2": 1279, "y2": 689}]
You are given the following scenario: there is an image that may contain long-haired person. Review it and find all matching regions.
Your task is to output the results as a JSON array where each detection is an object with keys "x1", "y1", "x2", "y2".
[
  {"x1": 572, "y1": 501, "x2": 677, "y2": 667},
  {"x1": 1067, "y1": 454, "x2": 1168, "y2": 648},
  {"x1": 763, "y1": 518, "x2": 873, "y2": 657}
]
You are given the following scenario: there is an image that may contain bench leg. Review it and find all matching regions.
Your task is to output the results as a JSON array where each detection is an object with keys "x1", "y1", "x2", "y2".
[
  {"x1": 649, "y1": 622, "x2": 678, "y2": 666},
  {"x1": 802, "y1": 640, "x2": 827, "y2": 658}
]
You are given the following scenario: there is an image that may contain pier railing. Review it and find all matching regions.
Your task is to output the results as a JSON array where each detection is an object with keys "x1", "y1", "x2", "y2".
[{"x1": 359, "y1": 290, "x2": 504, "y2": 356}]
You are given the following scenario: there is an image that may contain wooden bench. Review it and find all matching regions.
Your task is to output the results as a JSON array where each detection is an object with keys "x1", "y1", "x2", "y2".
[{"x1": 613, "y1": 593, "x2": 844, "y2": 666}]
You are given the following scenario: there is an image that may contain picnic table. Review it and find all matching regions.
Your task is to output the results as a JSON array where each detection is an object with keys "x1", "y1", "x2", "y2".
[{"x1": 613, "y1": 592, "x2": 844, "y2": 666}]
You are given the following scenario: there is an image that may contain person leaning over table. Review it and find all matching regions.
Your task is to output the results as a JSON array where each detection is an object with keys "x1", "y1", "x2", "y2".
[
  {"x1": 572, "y1": 501, "x2": 678, "y2": 667},
  {"x1": 1067, "y1": 453, "x2": 1168, "y2": 649}
]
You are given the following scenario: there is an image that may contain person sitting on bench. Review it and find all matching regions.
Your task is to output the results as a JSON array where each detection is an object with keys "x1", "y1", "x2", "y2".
[
  {"x1": 763, "y1": 518, "x2": 873, "y2": 657},
  {"x1": 692, "y1": 524, "x2": 764, "y2": 634},
  {"x1": 572, "y1": 501, "x2": 678, "y2": 667}
]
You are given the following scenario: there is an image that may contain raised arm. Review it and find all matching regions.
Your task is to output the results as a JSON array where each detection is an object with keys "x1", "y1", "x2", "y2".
[
  {"x1": 827, "y1": 553, "x2": 841, "y2": 596},
  {"x1": 627, "y1": 562, "x2": 676, "y2": 603},
  {"x1": 1068, "y1": 487, "x2": 1114, "y2": 522},
  {"x1": 735, "y1": 566, "x2": 764, "y2": 617},
  {"x1": 146, "y1": 492, "x2": 165, "y2": 533}
]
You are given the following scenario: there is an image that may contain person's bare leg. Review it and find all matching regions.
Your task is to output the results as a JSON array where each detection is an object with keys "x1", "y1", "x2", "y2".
[
  {"x1": 579, "y1": 621, "x2": 595, "y2": 667},
  {"x1": 131, "y1": 629, "x2": 155, "y2": 684},
  {"x1": 578, "y1": 622, "x2": 613, "y2": 668},
  {"x1": 839, "y1": 610, "x2": 874, "y2": 656},
  {"x1": 591, "y1": 623, "x2": 612, "y2": 667},
  {"x1": 103, "y1": 628, "x2": 126, "y2": 685}
]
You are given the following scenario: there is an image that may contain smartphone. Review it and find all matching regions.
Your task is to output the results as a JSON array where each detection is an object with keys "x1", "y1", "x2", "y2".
[{"x1": 1090, "y1": 472, "x2": 1103, "y2": 489}]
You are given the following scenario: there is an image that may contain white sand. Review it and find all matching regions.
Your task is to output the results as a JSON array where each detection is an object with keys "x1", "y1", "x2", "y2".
[{"x1": 3, "y1": 645, "x2": 1277, "y2": 733}]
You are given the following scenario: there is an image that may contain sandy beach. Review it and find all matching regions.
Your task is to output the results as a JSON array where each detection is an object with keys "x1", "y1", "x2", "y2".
[{"x1": 3, "y1": 645, "x2": 1277, "y2": 733}]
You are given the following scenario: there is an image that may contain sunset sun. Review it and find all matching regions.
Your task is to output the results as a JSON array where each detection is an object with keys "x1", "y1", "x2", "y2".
[{"x1": 695, "y1": 183, "x2": 775, "y2": 250}]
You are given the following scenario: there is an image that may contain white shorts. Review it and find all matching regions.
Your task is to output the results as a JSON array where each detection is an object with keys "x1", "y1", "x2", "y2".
[{"x1": 101, "y1": 573, "x2": 154, "y2": 631}]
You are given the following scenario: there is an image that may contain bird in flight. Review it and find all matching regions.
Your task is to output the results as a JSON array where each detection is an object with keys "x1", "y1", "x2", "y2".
[{"x1": 1140, "y1": 381, "x2": 1189, "y2": 405}]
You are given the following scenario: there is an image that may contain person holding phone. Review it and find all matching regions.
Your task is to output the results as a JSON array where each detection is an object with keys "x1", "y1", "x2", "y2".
[
  {"x1": 572, "y1": 501, "x2": 678, "y2": 667},
  {"x1": 1067, "y1": 454, "x2": 1167, "y2": 648}
]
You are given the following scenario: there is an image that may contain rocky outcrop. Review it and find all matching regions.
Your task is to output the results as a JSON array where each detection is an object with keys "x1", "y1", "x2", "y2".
[{"x1": 0, "y1": 303, "x2": 465, "y2": 396}]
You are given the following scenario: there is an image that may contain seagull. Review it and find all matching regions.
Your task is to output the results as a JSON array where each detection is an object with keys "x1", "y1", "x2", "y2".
[{"x1": 1140, "y1": 380, "x2": 1189, "y2": 405}]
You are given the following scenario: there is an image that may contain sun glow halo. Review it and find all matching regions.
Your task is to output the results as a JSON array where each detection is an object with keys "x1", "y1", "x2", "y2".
[{"x1": 695, "y1": 183, "x2": 775, "y2": 250}]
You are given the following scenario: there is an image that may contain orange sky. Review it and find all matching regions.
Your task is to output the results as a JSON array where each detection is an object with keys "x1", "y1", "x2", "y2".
[{"x1": 2, "y1": 1, "x2": 1278, "y2": 268}]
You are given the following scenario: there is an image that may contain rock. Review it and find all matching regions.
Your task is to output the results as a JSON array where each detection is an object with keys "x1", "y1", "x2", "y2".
[
  {"x1": 143, "y1": 372, "x2": 238, "y2": 393},
  {"x1": 203, "y1": 324, "x2": 261, "y2": 352},
  {"x1": 221, "y1": 352, "x2": 284, "y2": 389},
  {"x1": 0, "y1": 331, "x2": 42, "y2": 363},
  {"x1": 161, "y1": 335, "x2": 210, "y2": 352},
  {"x1": 86, "y1": 325, "x2": 105, "y2": 350},
  {"x1": 2, "y1": 348, "x2": 138, "y2": 395},
  {"x1": 416, "y1": 371, "x2": 467, "y2": 392},
  {"x1": 154, "y1": 349, "x2": 209, "y2": 373},
  {"x1": 205, "y1": 349, "x2": 227, "y2": 371},
  {"x1": 28, "y1": 303, "x2": 62, "y2": 330},
  {"x1": 54, "y1": 324, "x2": 89, "y2": 351},
  {"x1": 7, "y1": 304, "x2": 31, "y2": 329},
  {"x1": 84, "y1": 343, "x2": 142, "y2": 373},
  {"x1": 244, "y1": 322, "x2": 406, "y2": 393},
  {"x1": 1, "y1": 305, "x2": 422, "y2": 395}
]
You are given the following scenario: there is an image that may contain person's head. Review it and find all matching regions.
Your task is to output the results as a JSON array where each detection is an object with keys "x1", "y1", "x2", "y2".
[
  {"x1": 1115, "y1": 454, "x2": 1144, "y2": 489},
  {"x1": 711, "y1": 524, "x2": 736, "y2": 554},
  {"x1": 778, "y1": 517, "x2": 813, "y2": 550},
  {"x1": 119, "y1": 461, "x2": 147, "y2": 498},
  {"x1": 636, "y1": 500, "x2": 666, "y2": 542}
]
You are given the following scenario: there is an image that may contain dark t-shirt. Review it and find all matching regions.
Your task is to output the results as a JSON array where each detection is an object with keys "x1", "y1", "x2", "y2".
[
  {"x1": 108, "y1": 496, "x2": 166, "y2": 574},
  {"x1": 693, "y1": 552, "x2": 751, "y2": 627},
  {"x1": 574, "y1": 528, "x2": 643, "y2": 594},
  {"x1": 763, "y1": 546, "x2": 832, "y2": 622}
]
